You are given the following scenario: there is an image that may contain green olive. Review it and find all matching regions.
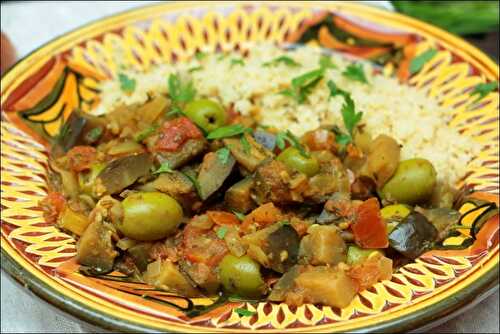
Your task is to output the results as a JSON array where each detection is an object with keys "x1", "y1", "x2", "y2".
[
  {"x1": 381, "y1": 158, "x2": 437, "y2": 205},
  {"x1": 218, "y1": 254, "x2": 265, "y2": 297},
  {"x1": 119, "y1": 192, "x2": 183, "y2": 241},
  {"x1": 184, "y1": 99, "x2": 226, "y2": 132},
  {"x1": 277, "y1": 147, "x2": 319, "y2": 177}
]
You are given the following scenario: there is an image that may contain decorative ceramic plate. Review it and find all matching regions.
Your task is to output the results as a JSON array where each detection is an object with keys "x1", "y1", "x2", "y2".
[{"x1": 1, "y1": 2, "x2": 499, "y2": 333}]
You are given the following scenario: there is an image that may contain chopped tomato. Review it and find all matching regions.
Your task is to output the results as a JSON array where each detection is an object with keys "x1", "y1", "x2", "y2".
[
  {"x1": 241, "y1": 203, "x2": 282, "y2": 233},
  {"x1": 40, "y1": 192, "x2": 66, "y2": 225},
  {"x1": 351, "y1": 197, "x2": 388, "y2": 248},
  {"x1": 182, "y1": 224, "x2": 228, "y2": 267},
  {"x1": 302, "y1": 129, "x2": 336, "y2": 152},
  {"x1": 207, "y1": 211, "x2": 240, "y2": 226},
  {"x1": 155, "y1": 117, "x2": 203, "y2": 152},
  {"x1": 66, "y1": 146, "x2": 97, "y2": 172}
]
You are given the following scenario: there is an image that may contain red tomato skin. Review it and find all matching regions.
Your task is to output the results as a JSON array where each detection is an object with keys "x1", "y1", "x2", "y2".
[
  {"x1": 352, "y1": 197, "x2": 388, "y2": 248},
  {"x1": 155, "y1": 117, "x2": 203, "y2": 152}
]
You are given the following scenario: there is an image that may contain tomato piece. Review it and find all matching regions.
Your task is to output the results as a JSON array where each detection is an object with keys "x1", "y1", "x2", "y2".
[
  {"x1": 348, "y1": 253, "x2": 393, "y2": 291},
  {"x1": 351, "y1": 197, "x2": 388, "y2": 248},
  {"x1": 155, "y1": 117, "x2": 203, "y2": 152},
  {"x1": 207, "y1": 211, "x2": 240, "y2": 226},
  {"x1": 40, "y1": 192, "x2": 66, "y2": 225},
  {"x1": 302, "y1": 129, "x2": 336, "y2": 151},
  {"x1": 182, "y1": 224, "x2": 228, "y2": 267},
  {"x1": 66, "y1": 146, "x2": 97, "y2": 172}
]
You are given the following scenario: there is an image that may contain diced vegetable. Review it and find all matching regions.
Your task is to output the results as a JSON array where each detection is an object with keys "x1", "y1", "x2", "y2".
[
  {"x1": 118, "y1": 192, "x2": 183, "y2": 241},
  {"x1": 40, "y1": 192, "x2": 66, "y2": 225},
  {"x1": 417, "y1": 207, "x2": 460, "y2": 241},
  {"x1": 59, "y1": 206, "x2": 91, "y2": 236},
  {"x1": 253, "y1": 130, "x2": 276, "y2": 151},
  {"x1": 218, "y1": 254, "x2": 266, "y2": 298},
  {"x1": 381, "y1": 204, "x2": 411, "y2": 233},
  {"x1": 207, "y1": 211, "x2": 240, "y2": 226},
  {"x1": 197, "y1": 152, "x2": 235, "y2": 200},
  {"x1": 346, "y1": 245, "x2": 383, "y2": 265},
  {"x1": 299, "y1": 225, "x2": 346, "y2": 265},
  {"x1": 95, "y1": 153, "x2": 152, "y2": 195},
  {"x1": 155, "y1": 117, "x2": 203, "y2": 152},
  {"x1": 78, "y1": 162, "x2": 106, "y2": 197},
  {"x1": 225, "y1": 177, "x2": 256, "y2": 213},
  {"x1": 348, "y1": 252, "x2": 392, "y2": 291},
  {"x1": 293, "y1": 266, "x2": 357, "y2": 308},
  {"x1": 66, "y1": 146, "x2": 97, "y2": 172},
  {"x1": 143, "y1": 260, "x2": 200, "y2": 297},
  {"x1": 253, "y1": 160, "x2": 298, "y2": 206},
  {"x1": 107, "y1": 140, "x2": 144, "y2": 156},
  {"x1": 388, "y1": 211, "x2": 438, "y2": 259},
  {"x1": 265, "y1": 224, "x2": 300, "y2": 273},
  {"x1": 155, "y1": 138, "x2": 206, "y2": 169},
  {"x1": 151, "y1": 171, "x2": 199, "y2": 212},
  {"x1": 76, "y1": 220, "x2": 118, "y2": 274},
  {"x1": 268, "y1": 265, "x2": 302, "y2": 302},
  {"x1": 241, "y1": 203, "x2": 282, "y2": 233},
  {"x1": 381, "y1": 158, "x2": 437, "y2": 205},
  {"x1": 127, "y1": 242, "x2": 153, "y2": 272},
  {"x1": 223, "y1": 133, "x2": 273, "y2": 172},
  {"x1": 363, "y1": 134, "x2": 400, "y2": 188},
  {"x1": 352, "y1": 198, "x2": 388, "y2": 248}
]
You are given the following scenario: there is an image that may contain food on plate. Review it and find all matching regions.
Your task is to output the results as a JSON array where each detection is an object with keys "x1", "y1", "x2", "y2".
[{"x1": 42, "y1": 44, "x2": 487, "y2": 310}]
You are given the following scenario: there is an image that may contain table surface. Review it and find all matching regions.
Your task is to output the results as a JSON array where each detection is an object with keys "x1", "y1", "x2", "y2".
[{"x1": 1, "y1": 1, "x2": 498, "y2": 333}]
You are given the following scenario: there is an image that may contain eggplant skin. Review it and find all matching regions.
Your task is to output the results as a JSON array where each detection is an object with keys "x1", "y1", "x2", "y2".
[
  {"x1": 388, "y1": 212, "x2": 438, "y2": 259},
  {"x1": 96, "y1": 153, "x2": 152, "y2": 195},
  {"x1": 265, "y1": 225, "x2": 300, "y2": 273}
]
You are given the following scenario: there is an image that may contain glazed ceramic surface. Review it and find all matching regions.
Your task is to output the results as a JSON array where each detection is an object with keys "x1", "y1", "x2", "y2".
[{"x1": 1, "y1": 2, "x2": 498, "y2": 333}]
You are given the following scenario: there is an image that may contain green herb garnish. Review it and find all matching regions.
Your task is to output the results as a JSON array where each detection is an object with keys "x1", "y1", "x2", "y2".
[
  {"x1": 327, "y1": 80, "x2": 349, "y2": 98},
  {"x1": 234, "y1": 308, "x2": 256, "y2": 317},
  {"x1": 278, "y1": 220, "x2": 291, "y2": 225},
  {"x1": 340, "y1": 94, "x2": 363, "y2": 138},
  {"x1": 319, "y1": 54, "x2": 337, "y2": 70},
  {"x1": 240, "y1": 135, "x2": 251, "y2": 154},
  {"x1": 342, "y1": 63, "x2": 368, "y2": 84},
  {"x1": 216, "y1": 147, "x2": 231, "y2": 164},
  {"x1": 188, "y1": 66, "x2": 203, "y2": 73},
  {"x1": 153, "y1": 161, "x2": 174, "y2": 174},
  {"x1": 182, "y1": 172, "x2": 202, "y2": 197},
  {"x1": 280, "y1": 68, "x2": 324, "y2": 104},
  {"x1": 168, "y1": 73, "x2": 196, "y2": 104},
  {"x1": 409, "y1": 48, "x2": 438, "y2": 75},
  {"x1": 470, "y1": 81, "x2": 498, "y2": 103},
  {"x1": 232, "y1": 211, "x2": 246, "y2": 221},
  {"x1": 85, "y1": 127, "x2": 103, "y2": 142},
  {"x1": 118, "y1": 73, "x2": 136, "y2": 94},
  {"x1": 275, "y1": 130, "x2": 309, "y2": 158},
  {"x1": 335, "y1": 133, "x2": 352, "y2": 146},
  {"x1": 263, "y1": 55, "x2": 301, "y2": 67},
  {"x1": 216, "y1": 226, "x2": 228, "y2": 239},
  {"x1": 134, "y1": 124, "x2": 158, "y2": 142},
  {"x1": 194, "y1": 51, "x2": 207, "y2": 61},
  {"x1": 230, "y1": 58, "x2": 245, "y2": 67},
  {"x1": 206, "y1": 124, "x2": 248, "y2": 140}
]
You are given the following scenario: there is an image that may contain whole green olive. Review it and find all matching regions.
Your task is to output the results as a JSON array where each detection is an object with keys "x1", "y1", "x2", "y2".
[
  {"x1": 277, "y1": 147, "x2": 319, "y2": 177},
  {"x1": 218, "y1": 254, "x2": 265, "y2": 297},
  {"x1": 381, "y1": 158, "x2": 437, "y2": 205},
  {"x1": 119, "y1": 192, "x2": 183, "y2": 241},
  {"x1": 184, "y1": 99, "x2": 226, "y2": 132}
]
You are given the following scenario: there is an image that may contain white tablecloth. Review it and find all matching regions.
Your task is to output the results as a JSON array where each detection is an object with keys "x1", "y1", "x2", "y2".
[{"x1": 1, "y1": 1, "x2": 498, "y2": 333}]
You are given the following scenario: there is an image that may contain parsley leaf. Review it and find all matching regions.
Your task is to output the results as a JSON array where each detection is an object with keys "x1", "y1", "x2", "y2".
[
  {"x1": 85, "y1": 127, "x2": 103, "y2": 143},
  {"x1": 342, "y1": 63, "x2": 368, "y2": 84},
  {"x1": 409, "y1": 48, "x2": 438, "y2": 75},
  {"x1": 168, "y1": 73, "x2": 196, "y2": 104},
  {"x1": 278, "y1": 220, "x2": 290, "y2": 225},
  {"x1": 335, "y1": 133, "x2": 352, "y2": 146},
  {"x1": 470, "y1": 81, "x2": 498, "y2": 103},
  {"x1": 340, "y1": 94, "x2": 363, "y2": 137},
  {"x1": 327, "y1": 80, "x2": 349, "y2": 98},
  {"x1": 234, "y1": 308, "x2": 256, "y2": 317},
  {"x1": 275, "y1": 132, "x2": 287, "y2": 150},
  {"x1": 182, "y1": 172, "x2": 202, "y2": 197},
  {"x1": 319, "y1": 54, "x2": 337, "y2": 70},
  {"x1": 280, "y1": 68, "x2": 324, "y2": 104},
  {"x1": 134, "y1": 124, "x2": 158, "y2": 142},
  {"x1": 240, "y1": 135, "x2": 251, "y2": 154},
  {"x1": 188, "y1": 66, "x2": 203, "y2": 73},
  {"x1": 263, "y1": 56, "x2": 301, "y2": 67},
  {"x1": 194, "y1": 51, "x2": 207, "y2": 61},
  {"x1": 216, "y1": 147, "x2": 231, "y2": 164},
  {"x1": 230, "y1": 58, "x2": 245, "y2": 67},
  {"x1": 153, "y1": 161, "x2": 174, "y2": 175},
  {"x1": 207, "y1": 124, "x2": 248, "y2": 140},
  {"x1": 216, "y1": 226, "x2": 228, "y2": 239},
  {"x1": 275, "y1": 130, "x2": 310, "y2": 158},
  {"x1": 232, "y1": 211, "x2": 246, "y2": 221},
  {"x1": 118, "y1": 73, "x2": 136, "y2": 94}
]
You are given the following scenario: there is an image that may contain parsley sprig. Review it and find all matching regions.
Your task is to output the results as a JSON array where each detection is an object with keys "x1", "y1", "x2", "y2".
[
  {"x1": 206, "y1": 124, "x2": 251, "y2": 140},
  {"x1": 409, "y1": 48, "x2": 438, "y2": 75},
  {"x1": 276, "y1": 130, "x2": 310, "y2": 158},
  {"x1": 342, "y1": 63, "x2": 368, "y2": 84},
  {"x1": 263, "y1": 55, "x2": 301, "y2": 67},
  {"x1": 279, "y1": 68, "x2": 324, "y2": 104},
  {"x1": 167, "y1": 73, "x2": 196, "y2": 116},
  {"x1": 118, "y1": 73, "x2": 136, "y2": 94}
]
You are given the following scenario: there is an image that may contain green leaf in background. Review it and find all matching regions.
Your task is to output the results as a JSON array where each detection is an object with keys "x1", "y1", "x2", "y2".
[
  {"x1": 342, "y1": 63, "x2": 368, "y2": 84},
  {"x1": 392, "y1": 1, "x2": 499, "y2": 35},
  {"x1": 470, "y1": 81, "x2": 499, "y2": 102},
  {"x1": 409, "y1": 48, "x2": 438, "y2": 75},
  {"x1": 118, "y1": 73, "x2": 136, "y2": 94},
  {"x1": 263, "y1": 55, "x2": 301, "y2": 67}
]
